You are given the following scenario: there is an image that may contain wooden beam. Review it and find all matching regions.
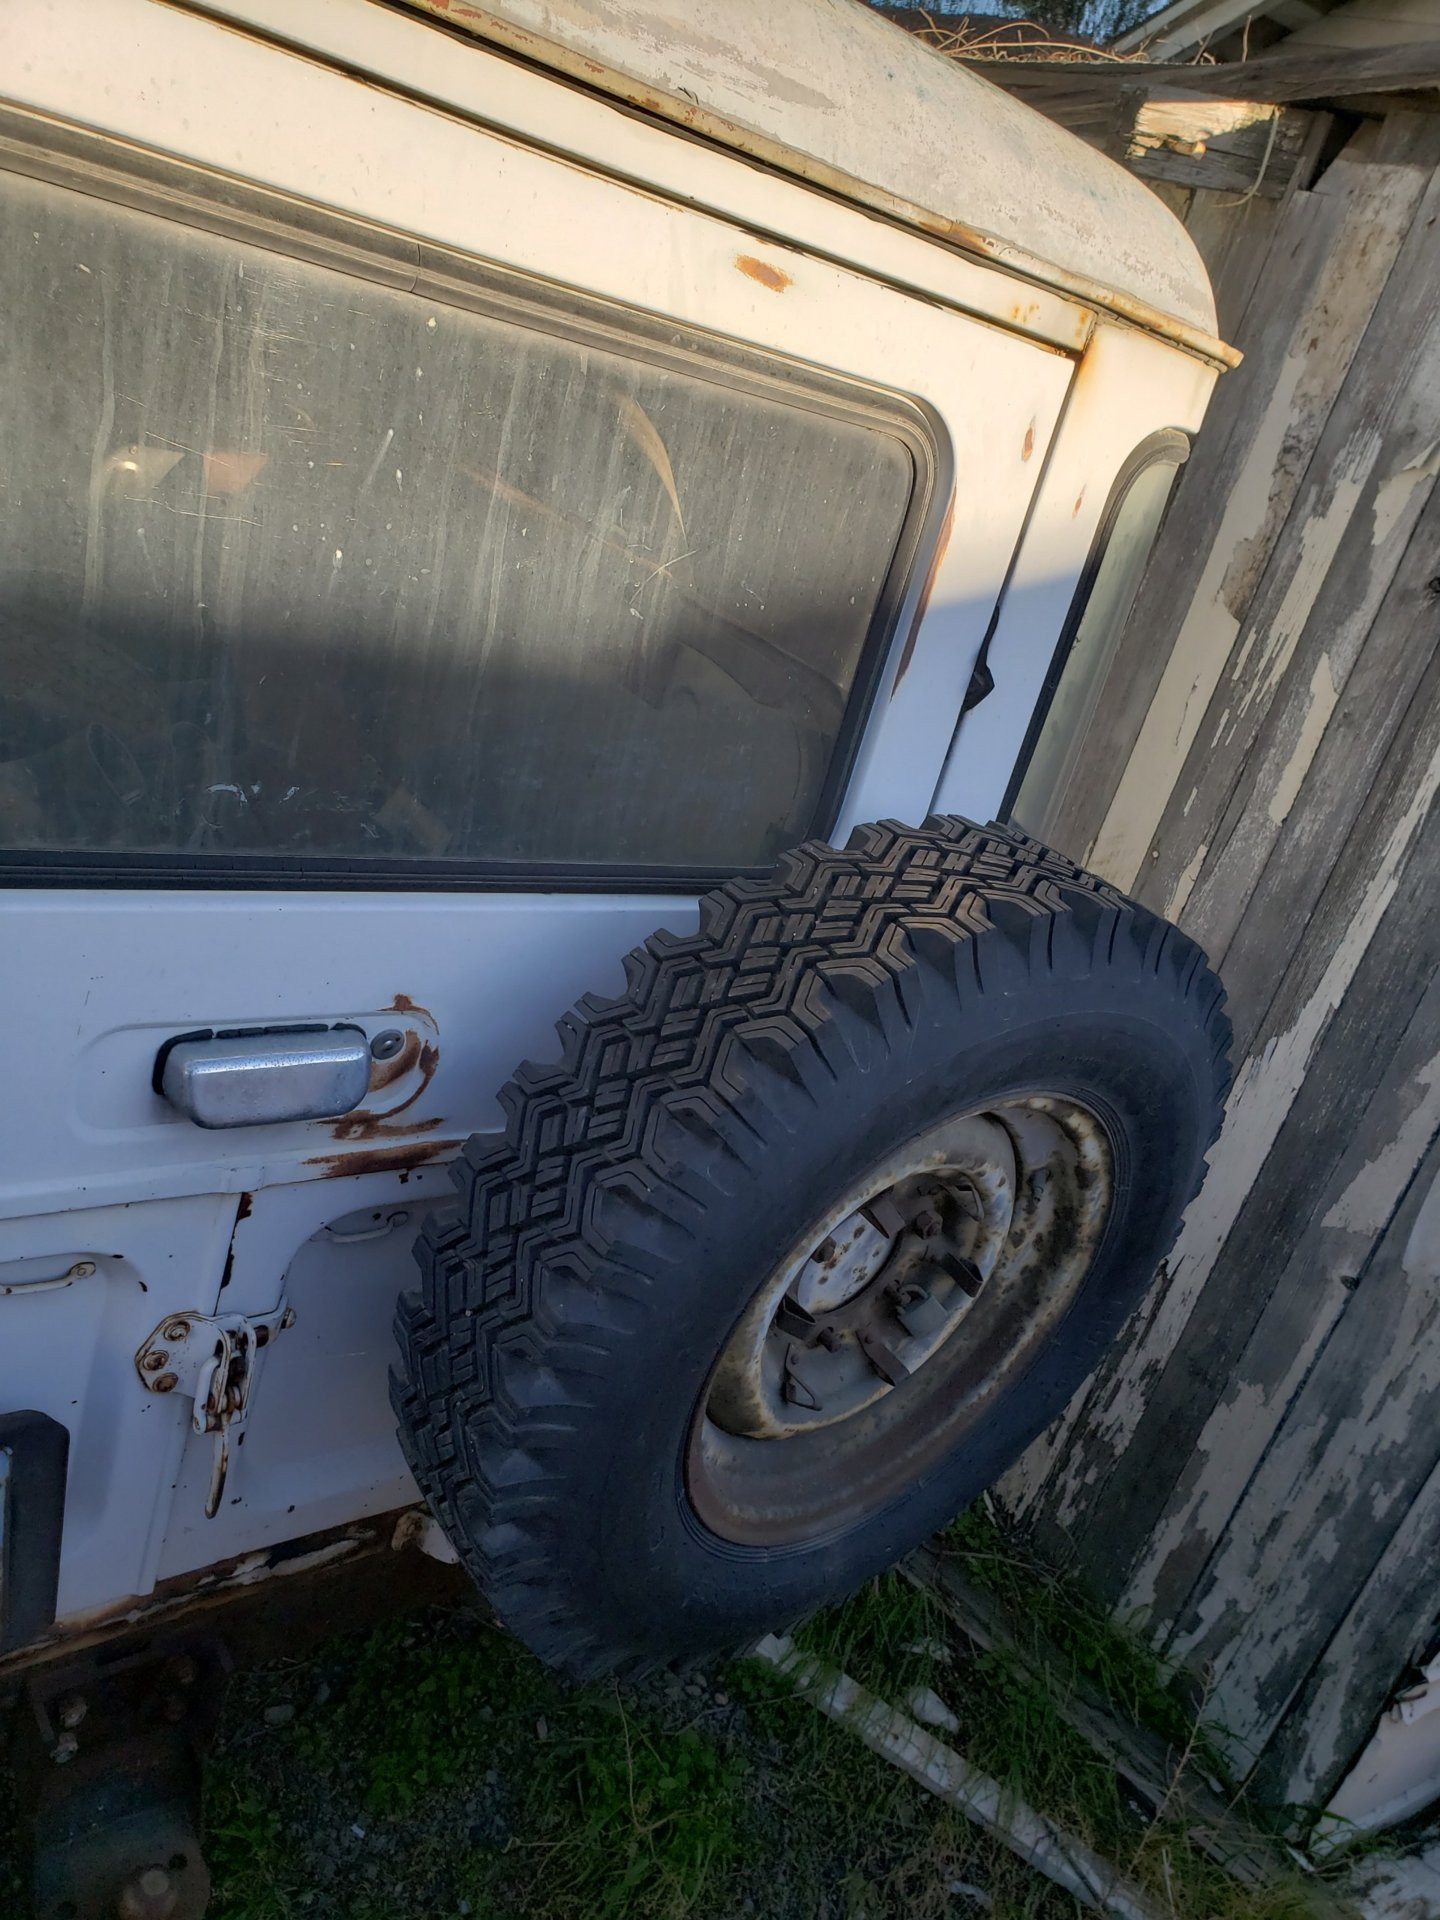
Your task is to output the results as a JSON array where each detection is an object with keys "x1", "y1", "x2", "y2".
[
  {"x1": 964, "y1": 40, "x2": 1440, "y2": 109},
  {"x1": 1126, "y1": 96, "x2": 1313, "y2": 197}
]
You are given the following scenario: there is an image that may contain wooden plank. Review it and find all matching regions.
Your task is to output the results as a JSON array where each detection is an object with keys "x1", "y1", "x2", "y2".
[
  {"x1": 1039, "y1": 114, "x2": 1436, "y2": 875},
  {"x1": 1139, "y1": 176, "x2": 1193, "y2": 223},
  {"x1": 1090, "y1": 521, "x2": 1440, "y2": 1634},
  {"x1": 1176, "y1": 1120, "x2": 1440, "y2": 1771},
  {"x1": 1129, "y1": 156, "x2": 1440, "y2": 996},
  {"x1": 1214, "y1": 475, "x2": 1440, "y2": 1060},
  {"x1": 1256, "y1": 1433, "x2": 1440, "y2": 1809},
  {"x1": 1145, "y1": 927, "x2": 1440, "y2": 1645},
  {"x1": 1179, "y1": 112, "x2": 1342, "y2": 347},
  {"x1": 1016, "y1": 121, "x2": 1440, "y2": 1527},
  {"x1": 1085, "y1": 112, "x2": 1440, "y2": 895},
  {"x1": 904, "y1": 1545, "x2": 1301, "y2": 1890},
  {"x1": 964, "y1": 41, "x2": 1440, "y2": 106},
  {"x1": 1128, "y1": 102, "x2": 1312, "y2": 197},
  {"x1": 1182, "y1": 188, "x2": 1287, "y2": 341},
  {"x1": 1025, "y1": 615, "x2": 1440, "y2": 1584}
]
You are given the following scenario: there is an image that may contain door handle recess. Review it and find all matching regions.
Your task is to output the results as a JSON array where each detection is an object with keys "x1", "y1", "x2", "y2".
[{"x1": 157, "y1": 1026, "x2": 371, "y2": 1129}]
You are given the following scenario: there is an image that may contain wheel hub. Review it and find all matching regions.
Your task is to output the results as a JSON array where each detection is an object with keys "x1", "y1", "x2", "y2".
[{"x1": 689, "y1": 1097, "x2": 1113, "y2": 1544}]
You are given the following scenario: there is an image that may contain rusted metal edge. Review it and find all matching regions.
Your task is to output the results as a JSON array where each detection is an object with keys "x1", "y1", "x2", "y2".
[
  {"x1": 0, "y1": 1509, "x2": 433, "y2": 1683},
  {"x1": 395, "y1": 0, "x2": 1241, "y2": 371}
]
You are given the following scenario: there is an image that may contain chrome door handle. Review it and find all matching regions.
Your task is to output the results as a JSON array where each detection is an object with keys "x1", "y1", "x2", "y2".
[{"x1": 158, "y1": 1026, "x2": 370, "y2": 1129}]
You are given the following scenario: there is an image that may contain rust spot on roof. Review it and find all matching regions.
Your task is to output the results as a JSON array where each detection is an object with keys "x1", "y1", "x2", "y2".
[
  {"x1": 305, "y1": 1138, "x2": 461, "y2": 1181},
  {"x1": 736, "y1": 253, "x2": 792, "y2": 293},
  {"x1": 1022, "y1": 420, "x2": 1036, "y2": 462},
  {"x1": 1073, "y1": 485, "x2": 1087, "y2": 517}
]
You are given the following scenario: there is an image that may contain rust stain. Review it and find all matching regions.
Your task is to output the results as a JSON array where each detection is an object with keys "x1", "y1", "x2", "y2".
[
  {"x1": 369, "y1": 1029, "x2": 423, "y2": 1093},
  {"x1": 889, "y1": 495, "x2": 955, "y2": 697},
  {"x1": 735, "y1": 253, "x2": 792, "y2": 294},
  {"x1": 1073, "y1": 485, "x2": 1087, "y2": 518},
  {"x1": 337, "y1": 1041, "x2": 440, "y2": 1139},
  {"x1": 389, "y1": 992, "x2": 430, "y2": 1017},
  {"x1": 1022, "y1": 420, "x2": 1036, "y2": 462},
  {"x1": 305, "y1": 1137, "x2": 461, "y2": 1181},
  {"x1": 331, "y1": 1109, "x2": 442, "y2": 1145}
]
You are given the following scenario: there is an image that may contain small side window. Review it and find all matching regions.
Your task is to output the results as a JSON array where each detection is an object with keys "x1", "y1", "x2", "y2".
[{"x1": 1005, "y1": 432, "x2": 1188, "y2": 837}]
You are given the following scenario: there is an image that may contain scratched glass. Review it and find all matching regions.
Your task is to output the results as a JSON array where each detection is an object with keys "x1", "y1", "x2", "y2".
[{"x1": 0, "y1": 170, "x2": 913, "y2": 872}]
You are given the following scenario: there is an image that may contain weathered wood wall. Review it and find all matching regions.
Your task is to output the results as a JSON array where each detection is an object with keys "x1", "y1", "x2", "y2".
[{"x1": 1006, "y1": 107, "x2": 1440, "y2": 1812}]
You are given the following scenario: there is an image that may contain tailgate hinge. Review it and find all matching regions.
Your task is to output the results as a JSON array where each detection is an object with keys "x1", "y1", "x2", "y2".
[{"x1": 135, "y1": 1305, "x2": 294, "y2": 1518}]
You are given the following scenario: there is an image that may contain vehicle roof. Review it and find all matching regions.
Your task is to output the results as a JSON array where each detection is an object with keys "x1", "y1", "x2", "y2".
[{"x1": 399, "y1": 0, "x2": 1226, "y2": 361}]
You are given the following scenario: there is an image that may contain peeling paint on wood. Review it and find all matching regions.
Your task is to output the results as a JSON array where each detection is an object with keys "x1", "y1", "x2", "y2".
[{"x1": 1013, "y1": 106, "x2": 1440, "y2": 1823}]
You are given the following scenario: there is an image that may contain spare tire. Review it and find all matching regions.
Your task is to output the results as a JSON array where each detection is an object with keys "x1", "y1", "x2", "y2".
[{"x1": 392, "y1": 817, "x2": 1229, "y2": 1675}]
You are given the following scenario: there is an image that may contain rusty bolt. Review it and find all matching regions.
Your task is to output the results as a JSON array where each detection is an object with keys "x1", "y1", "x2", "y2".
[
  {"x1": 914, "y1": 1209, "x2": 942, "y2": 1240},
  {"x1": 814, "y1": 1238, "x2": 837, "y2": 1264},
  {"x1": 142, "y1": 1351, "x2": 169, "y2": 1373},
  {"x1": 151, "y1": 1372, "x2": 179, "y2": 1394},
  {"x1": 57, "y1": 1694, "x2": 87, "y2": 1730},
  {"x1": 117, "y1": 1864, "x2": 179, "y2": 1920},
  {"x1": 161, "y1": 1320, "x2": 190, "y2": 1342}
]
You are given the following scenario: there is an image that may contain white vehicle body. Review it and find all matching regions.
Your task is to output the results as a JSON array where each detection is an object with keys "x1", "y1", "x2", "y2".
[{"x1": 0, "y1": 0, "x2": 1225, "y2": 1659}]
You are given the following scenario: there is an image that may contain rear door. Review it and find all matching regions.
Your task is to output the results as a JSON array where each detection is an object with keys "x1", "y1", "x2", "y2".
[{"x1": 0, "y1": 0, "x2": 1076, "y2": 1625}]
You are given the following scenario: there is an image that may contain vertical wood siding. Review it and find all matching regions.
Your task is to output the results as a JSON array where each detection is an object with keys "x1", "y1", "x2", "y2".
[{"x1": 1009, "y1": 108, "x2": 1440, "y2": 1809}]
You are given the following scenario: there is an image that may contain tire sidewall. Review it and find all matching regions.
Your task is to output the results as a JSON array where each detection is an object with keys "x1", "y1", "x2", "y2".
[{"x1": 562, "y1": 960, "x2": 1211, "y2": 1659}]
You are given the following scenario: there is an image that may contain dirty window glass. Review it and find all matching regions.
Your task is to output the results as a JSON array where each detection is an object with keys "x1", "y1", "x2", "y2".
[
  {"x1": 0, "y1": 172, "x2": 915, "y2": 874},
  {"x1": 1008, "y1": 449, "x2": 1182, "y2": 839}
]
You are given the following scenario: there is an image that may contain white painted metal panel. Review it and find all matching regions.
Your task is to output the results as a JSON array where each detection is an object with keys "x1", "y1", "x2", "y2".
[{"x1": 0, "y1": 0, "x2": 1077, "y2": 1627}]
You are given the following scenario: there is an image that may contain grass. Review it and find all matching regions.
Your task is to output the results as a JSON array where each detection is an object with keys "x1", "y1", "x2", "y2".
[
  {"x1": 195, "y1": 1594, "x2": 1075, "y2": 1920},
  {"x1": 792, "y1": 1506, "x2": 1360, "y2": 1920},
  {"x1": 0, "y1": 1506, "x2": 1374, "y2": 1918}
]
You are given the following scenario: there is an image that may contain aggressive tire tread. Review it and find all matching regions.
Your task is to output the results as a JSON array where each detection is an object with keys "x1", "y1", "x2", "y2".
[{"x1": 391, "y1": 816, "x2": 1230, "y2": 1673}]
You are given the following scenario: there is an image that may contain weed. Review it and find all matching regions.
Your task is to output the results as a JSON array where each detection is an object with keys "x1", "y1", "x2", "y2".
[{"x1": 527, "y1": 1706, "x2": 747, "y2": 1917}]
